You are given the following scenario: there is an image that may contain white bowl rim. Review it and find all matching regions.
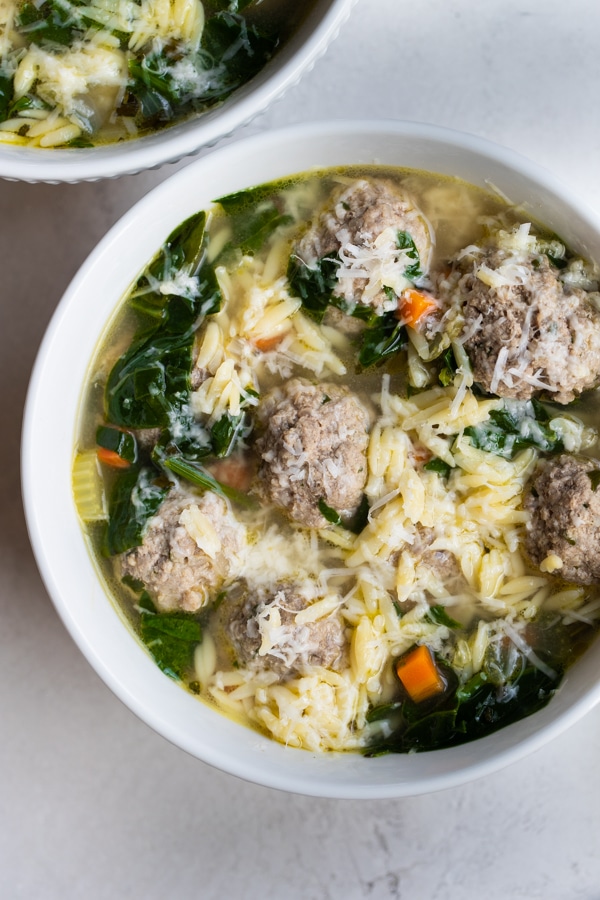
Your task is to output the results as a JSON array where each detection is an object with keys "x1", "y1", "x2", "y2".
[
  {"x1": 0, "y1": 0, "x2": 356, "y2": 183},
  {"x1": 21, "y1": 118, "x2": 600, "y2": 798}
]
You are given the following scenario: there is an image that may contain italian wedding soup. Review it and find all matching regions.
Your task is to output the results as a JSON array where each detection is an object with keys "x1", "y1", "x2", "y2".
[
  {"x1": 0, "y1": 0, "x2": 311, "y2": 147},
  {"x1": 73, "y1": 166, "x2": 600, "y2": 754}
]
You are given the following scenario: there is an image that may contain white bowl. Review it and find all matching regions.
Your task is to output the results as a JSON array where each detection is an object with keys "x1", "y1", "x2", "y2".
[
  {"x1": 0, "y1": 0, "x2": 355, "y2": 184},
  {"x1": 22, "y1": 120, "x2": 600, "y2": 798}
]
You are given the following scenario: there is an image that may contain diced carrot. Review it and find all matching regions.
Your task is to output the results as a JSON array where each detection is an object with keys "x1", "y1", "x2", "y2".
[
  {"x1": 97, "y1": 447, "x2": 131, "y2": 469},
  {"x1": 395, "y1": 645, "x2": 446, "y2": 703},
  {"x1": 397, "y1": 289, "x2": 437, "y2": 328},
  {"x1": 252, "y1": 333, "x2": 285, "y2": 352}
]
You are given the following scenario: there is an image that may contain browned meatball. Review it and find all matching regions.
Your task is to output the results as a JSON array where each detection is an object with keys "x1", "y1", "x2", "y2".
[
  {"x1": 254, "y1": 378, "x2": 370, "y2": 528},
  {"x1": 227, "y1": 586, "x2": 347, "y2": 677},
  {"x1": 524, "y1": 455, "x2": 600, "y2": 584},
  {"x1": 450, "y1": 239, "x2": 600, "y2": 403},
  {"x1": 293, "y1": 178, "x2": 433, "y2": 315},
  {"x1": 121, "y1": 490, "x2": 245, "y2": 612}
]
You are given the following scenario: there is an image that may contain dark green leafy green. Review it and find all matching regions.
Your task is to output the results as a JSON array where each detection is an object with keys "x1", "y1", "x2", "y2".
[
  {"x1": 123, "y1": 12, "x2": 276, "y2": 129},
  {"x1": 16, "y1": 0, "x2": 80, "y2": 46},
  {"x1": 96, "y1": 426, "x2": 138, "y2": 464},
  {"x1": 546, "y1": 252, "x2": 568, "y2": 270},
  {"x1": 358, "y1": 313, "x2": 407, "y2": 368},
  {"x1": 465, "y1": 399, "x2": 565, "y2": 459},
  {"x1": 0, "y1": 73, "x2": 12, "y2": 123},
  {"x1": 127, "y1": 54, "x2": 176, "y2": 122},
  {"x1": 105, "y1": 329, "x2": 195, "y2": 429},
  {"x1": 423, "y1": 457, "x2": 451, "y2": 478},
  {"x1": 365, "y1": 701, "x2": 403, "y2": 724},
  {"x1": 426, "y1": 605, "x2": 461, "y2": 629},
  {"x1": 138, "y1": 594, "x2": 202, "y2": 680},
  {"x1": 287, "y1": 254, "x2": 340, "y2": 322},
  {"x1": 215, "y1": 186, "x2": 294, "y2": 259},
  {"x1": 7, "y1": 93, "x2": 49, "y2": 119},
  {"x1": 106, "y1": 211, "x2": 222, "y2": 430},
  {"x1": 365, "y1": 662, "x2": 559, "y2": 755},
  {"x1": 438, "y1": 346, "x2": 458, "y2": 386},
  {"x1": 103, "y1": 467, "x2": 170, "y2": 556},
  {"x1": 201, "y1": 12, "x2": 277, "y2": 95},
  {"x1": 396, "y1": 230, "x2": 422, "y2": 280},
  {"x1": 318, "y1": 495, "x2": 370, "y2": 533},
  {"x1": 288, "y1": 252, "x2": 409, "y2": 376},
  {"x1": 66, "y1": 135, "x2": 95, "y2": 148},
  {"x1": 345, "y1": 494, "x2": 370, "y2": 535},
  {"x1": 204, "y1": 0, "x2": 256, "y2": 11},
  {"x1": 129, "y1": 212, "x2": 222, "y2": 329},
  {"x1": 588, "y1": 470, "x2": 600, "y2": 492},
  {"x1": 318, "y1": 498, "x2": 343, "y2": 526},
  {"x1": 210, "y1": 412, "x2": 250, "y2": 459}
]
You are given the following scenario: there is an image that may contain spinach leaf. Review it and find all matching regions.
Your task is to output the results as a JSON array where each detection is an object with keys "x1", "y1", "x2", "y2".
[
  {"x1": 588, "y1": 470, "x2": 600, "y2": 492},
  {"x1": 345, "y1": 494, "x2": 370, "y2": 535},
  {"x1": 130, "y1": 211, "x2": 212, "y2": 324},
  {"x1": 201, "y1": 12, "x2": 277, "y2": 95},
  {"x1": 16, "y1": 0, "x2": 82, "y2": 46},
  {"x1": 287, "y1": 254, "x2": 340, "y2": 322},
  {"x1": 365, "y1": 701, "x2": 403, "y2": 724},
  {"x1": 464, "y1": 398, "x2": 564, "y2": 459},
  {"x1": 358, "y1": 313, "x2": 407, "y2": 368},
  {"x1": 154, "y1": 410, "x2": 213, "y2": 462},
  {"x1": 423, "y1": 457, "x2": 451, "y2": 478},
  {"x1": 160, "y1": 210, "x2": 208, "y2": 278},
  {"x1": 396, "y1": 230, "x2": 422, "y2": 280},
  {"x1": 127, "y1": 54, "x2": 176, "y2": 122},
  {"x1": 364, "y1": 662, "x2": 559, "y2": 755},
  {"x1": 318, "y1": 494, "x2": 369, "y2": 533},
  {"x1": 318, "y1": 498, "x2": 343, "y2": 526},
  {"x1": 211, "y1": 411, "x2": 248, "y2": 458},
  {"x1": 7, "y1": 93, "x2": 49, "y2": 119},
  {"x1": 438, "y1": 346, "x2": 458, "y2": 386},
  {"x1": 105, "y1": 329, "x2": 195, "y2": 429},
  {"x1": 426, "y1": 605, "x2": 461, "y2": 628},
  {"x1": 545, "y1": 252, "x2": 568, "y2": 270},
  {"x1": 96, "y1": 426, "x2": 138, "y2": 464},
  {"x1": 216, "y1": 184, "x2": 281, "y2": 214},
  {"x1": 106, "y1": 213, "x2": 222, "y2": 430},
  {"x1": 138, "y1": 594, "x2": 202, "y2": 680},
  {"x1": 103, "y1": 467, "x2": 170, "y2": 556},
  {"x1": 66, "y1": 135, "x2": 95, "y2": 148},
  {"x1": 0, "y1": 73, "x2": 13, "y2": 123},
  {"x1": 204, "y1": 0, "x2": 256, "y2": 11},
  {"x1": 217, "y1": 197, "x2": 293, "y2": 260},
  {"x1": 129, "y1": 211, "x2": 218, "y2": 322}
]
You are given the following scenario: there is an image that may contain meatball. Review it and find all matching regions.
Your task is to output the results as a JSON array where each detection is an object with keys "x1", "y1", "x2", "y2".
[
  {"x1": 523, "y1": 455, "x2": 600, "y2": 584},
  {"x1": 294, "y1": 178, "x2": 433, "y2": 315},
  {"x1": 450, "y1": 234, "x2": 600, "y2": 402},
  {"x1": 121, "y1": 490, "x2": 245, "y2": 612},
  {"x1": 407, "y1": 525, "x2": 461, "y2": 582},
  {"x1": 227, "y1": 586, "x2": 347, "y2": 677},
  {"x1": 254, "y1": 378, "x2": 371, "y2": 528}
]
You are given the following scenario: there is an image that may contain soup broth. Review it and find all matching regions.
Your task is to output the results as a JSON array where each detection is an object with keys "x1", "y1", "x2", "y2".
[
  {"x1": 0, "y1": 0, "x2": 314, "y2": 148},
  {"x1": 74, "y1": 166, "x2": 600, "y2": 754}
]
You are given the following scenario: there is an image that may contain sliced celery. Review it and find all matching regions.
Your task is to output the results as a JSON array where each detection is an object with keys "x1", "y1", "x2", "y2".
[{"x1": 72, "y1": 451, "x2": 107, "y2": 522}]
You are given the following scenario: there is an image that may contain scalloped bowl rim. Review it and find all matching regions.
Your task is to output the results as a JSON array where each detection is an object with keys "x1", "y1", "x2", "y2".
[
  {"x1": 0, "y1": 0, "x2": 356, "y2": 183},
  {"x1": 22, "y1": 120, "x2": 600, "y2": 798}
]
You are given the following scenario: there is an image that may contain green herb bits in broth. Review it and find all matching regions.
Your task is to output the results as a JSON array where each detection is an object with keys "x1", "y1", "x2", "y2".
[
  {"x1": 0, "y1": 0, "x2": 314, "y2": 147},
  {"x1": 74, "y1": 166, "x2": 600, "y2": 754}
]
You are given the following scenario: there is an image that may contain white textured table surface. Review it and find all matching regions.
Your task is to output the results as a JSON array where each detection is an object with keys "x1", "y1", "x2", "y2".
[{"x1": 3, "y1": 1, "x2": 600, "y2": 898}]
